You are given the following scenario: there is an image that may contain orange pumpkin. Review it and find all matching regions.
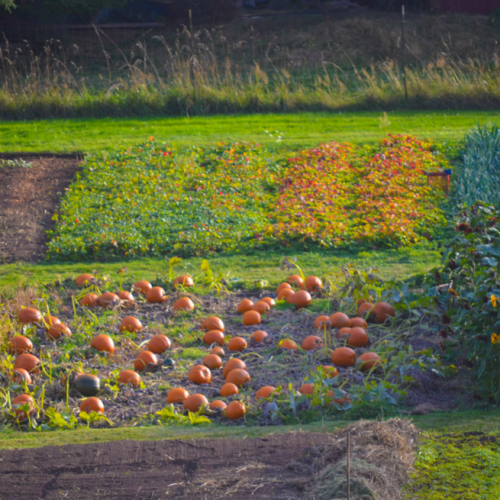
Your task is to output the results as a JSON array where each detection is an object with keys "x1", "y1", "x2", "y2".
[
  {"x1": 255, "y1": 386, "x2": 276, "y2": 400},
  {"x1": 80, "y1": 293, "x2": 99, "y2": 307},
  {"x1": 134, "y1": 280, "x2": 152, "y2": 295},
  {"x1": 357, "y1": 302, "x2": 374, "y2": 318},
  {"x1": 75, "y1": 273, "x2": 94, "y2": 286},
  {"x1": 210, "y1": 400, "x2": 227, "y2": 410},
  {"x1": 286, "y1": 292, "x2": 297, "y2": 305},
  {"x1": 237, "y1": 299, "x2": 254, "y2": 314},
  {"x1": 228, "y1": 336, "x2": 247, "y2": 352},
  {"x1": 80, "y1": 397, "x2": 104, "y2": 413},
  {"x1": 373, "y1": 302, "x2": 395, "y2": 323},
  {"x1": 322, "y1": 366, "x2": 339, "y2": 378},
  {"x1": 47, "y1": 323, "x2": 72, "y2": 340},
  {"x1": 328, "y1": 390, "x2": 351, "y2": 407},
  {"x1": 203, "y1": 354, "x2": 222, "y2": 370},
  {"x1": 118, "y1": 370, "x2": 141, "y2": 387},
  {"x1": 184, "y1": 393, "x2": 209, "y2": 412},
  {"x1": 225, "y1": 401, "x2": 246, "y2": 420},
  {"x1": 225, "y1": 368, "x2": 251, "y2": 387},
  {"x1": 223, "y1": 358, "x2": 247, "y2": 378},
  {"x1": 210, "y1": 346, "x2": 225, "y2": 357},
  {"x1": 330, "y1": 312, "x2": 350, "y2": 329},
  {"x1": 280, "y1": 339, "x2": 298, "y2": 350},
  {"x1": 134, "y1": 351, "x2": 158, "y2": 371},
  {"x1": 188, "y1": 365, "x2": 212, "y2": 385},
  {"x1": 90, "y1": 335, "x2": 115, "y2": 354},
  {"x1": 12, "y1": 368, "x2": 32, "y2": 385},
  {"x1": 276, "y1": 282, "x2": 292, "y2": 294},
  {"x1": 260, "y1": 297, "x2": 276, "y2": 308},
  {"x1": 173, "y1": 297, "x2": 194, "y2": 311},
  {"x1": 331, "y1": 347, "x2": 356, "y2": 367},
  {"x1": 338, "y1": 327, "x2": 352, "y2": 337},
  {"x1": 288, "y1": 274, "x2": 304, "y2": 289},
  {"x1": 118, "y1": 291, "x2": 135, "y2": 307},
  {"x1": 358, "y1": 352, "x2": 382, "y2": 371},
  {"x1": 8, "y1": 336, "x2": 32, "y2": 355},
  {"x1": 252, "y1": 301, "x2": 270, "y2": 314},
  {"x1": 173, "y1": 275, "x2": 194, "y2": 287},
  {"x1": 203, "y1": 330, "x2": 225, "y2": 346},
  {"x1": 14, "y1": 353, "x2": 40, "y2": 374},
  {"x1": 167, "y1": 387, "x2": 189, "y2": 404},
  {"x1": 304, "y1": 276, "x2": 322, "y2": 292},
  {"x1": 345, "y1": 327, "x2": 369, "y2": 348},
  {"x1": 251, "y1": 330, "x2": 268, "y2": 343},
  {"x1": 277, "y1": 288, "x2": 295, "y2": 301},
  {"x1": 294, "y1": 290, "x2": 312, "y2": 309},
  {"x1": 119, "y1": 316, "x2": 143, "y2": 333},
  {"x1": 201, "y1": 316, "x2": 225, "y2": 332},
  {"x1": 314, "y1": 315, "x2": 330, "y2": 329},
  {"x1": 299, "y1": 383, "x2": 314, "y2": 395},
  {"x1": 302, "y1": 335, "x2": 323, "y2": 351},
  {"x1": 98, "y1": 292, "x2": 120, "y2": 307},
  {"x1": 220, "y1": 382, "x2": 239, "y2": 397},
  {"x1": 12, "y1": 394, "x2": 35, "y2": 419},
  {"x1": 242, "y1": 310, "x2": 261, "y2": 326},
  {"x1": 43, "y1": 315, "x2": 61, "y2": 327},
  {"x1": 18, "y1": 308, "x2": 41, "y2": 325},
  {"x1": 146, "y1": 286, "x2": 167, "y2": 304},
  {"x1": 148, "y1": 334, "x2": 171, "y2": 354},
  {"x1": 350, "y1": 317, "x2": 368, "y2": 328}
]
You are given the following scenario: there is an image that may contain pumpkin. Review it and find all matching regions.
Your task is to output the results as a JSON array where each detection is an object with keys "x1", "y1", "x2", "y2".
[
  {"x1": 184, "y1": 394, "x2": 208, "y2": 412},
  {"x1": 12, "y1": 368, "x2": 31, "y2": 385},
  {"x1": 357, "y1": 298, "x2": 369, "y2": 306},
  {"x1": 118, "y1": 370, "x2": 141, "y2": 387},
  {"x1": 14, "y1": 353, "x2": 40, "y2": 374},
  {"x1": 202, "y1": 316, "x2": 225, "y2": 332},
  {"x1": 299, "y1": 383, "x2": 314, "y2": 395},
  {"x1": 220, "y1": 382, "x2": 239, "y2": 397},
  {"x1": 226, "y1": 401, "x2": 246, "y2": 420},
  {"x1": 260, "y1": 297, "x2": 276, "y2": 308},
  {"x1": 373, "y1": 302, "x2": 395, "y2": 323},
  {"x1": 228, "y1": 336, "x2": 247, "y2": 352},
  {"x1": 223, "y1": 358, "x2": 247, "y2": 378},
  {"x1": 118, "y1": 291, "x2": 135, "y2": 307},
  {"x1": 75, "y1": 273, "x2": 94, "y2": 286},
  {"x1": 277, "y1": 288, "x2": 294, "y2": 301},
  {"x1": 119, "y1": 316, "x2": 143, "y2": 333},
  {"x1": 304, "y1": 276, "x2": 322, "y2": 292},
  {"x1": 80, "y1": 293, "x2": 99, "y2": 307},
  {"x1": 345, "y1": 327, "x2": 369, "y2": 348},
  {"x1": 302, "y1": 335, "x2": 323, "y2": 351},
  {"x1": 188, "y1": 365, "x2": 212, "y2": 385},
  {"x1": 90, "y1": 335, "x2": 115, "y2": 354},
  {"x1": 133, "y1": 280, "x2": 152, "y2": 295},
  {"x1": 357, "y1": 302, "x2": 374, "y2": 317},
  {"x1": 280, "y1": 339, "x2": 298, "y2": 350},
  {"x1": 314, "y1": 315, "x2": 330, "y2": 329},
  {"x1": 98, "y1": 292, "x2": 120, "y2": 307},
  {"x1": 287, "y1": 274, "x2": 304, "y2": 289},
  {"x1": 75, "y1": 374, "x2": 100, "y2": 397},
  {"x1": 255, "y1": 386, "x2": 276, "y2": 400},
  {"x1": 225, "y1": 368, "x2": 251, "y2": 387},
  {"x1": 242, "y1": 310, "x2": 261, "y2": 326},
  {"x1": 18, "y1": 307, "x2": 41, "y2": 325},
  {"x1": 286, "y1": 292, "x2": 297, "y2": 305},
  {"x1": 294, "y1": 290, "x2": 312, "y2": 309},
  {"x1": 276, "y1": 282, "x2": 292, "y2": 294},
  {"x1": 47, "y1": 323, "x2": 71, "y2": 340},
  {"x1": 210, "y1": 400, "x2": 227, "y2": 410},
  {"x1": 203, "y1": 354, "x2": 222, "y2": 370},
  {"x1": 163, "y1": 358, "x2": 176, "y2": 369},
  {"x1": 323, "y1": 366, "x2": 339, "y2": 378},
  {"x1": 80, "y1": 397, "x2": 104, "y2": 414},
  {"x1": 148, "y1": 334, "x2": 172, "y2": 354},
  {"x1": 43, "y1": 315, "x2": 61, "y2": 327},
  {"x1": 358, "y1": 352, "x2": 382, "y2": 371},
  {"x1": 210, "y1": 346, "x2": 225, "y2": 357},
  {"x1": 251, "y1": 330, "x2": 268, "y2": 343},
  {"x1": 8, "y1": 336, "x2": 32, "y2": 355},
  {"x1": 237, "y1": 299, "x2": 254, "y2": 313},
  {"x1": 173, "y1": 297, "x2": 194, "y2": 311},
  {"x1": 12, "y1": 394, "x2": 35, "y2": 419},
  {"x1": 330, "y1": 312, "x2": 350, "y2": 329},
  {"x1": 167, "y1": 388, "x2": 189, "y2": 403},
  {"x1": 173, "y1": 275, "x2": 194, "y2": 288},
  {"x1": 203, "y1": 330, "x2": 225, "y2": 346},
  {"x1": 328, "y1": 390, "x2": 351, "y2": 407},
  {"x1": 350, "y1": 317, "x2": 368, "y2": 328},
  {"x1": 338, "y1": 327, "x2": 352, "y2": 337},
  {"x1": 146, "y1": 287, "x2": 167, "y2": 304},
  {"x1": 331, "y1": 347, "x2": 356, "y2": 367},
  {"x1": 252, "y1": 301, "x2": 270, "y2": 314},
  {"x1": 134, "y1": 351, "x2": 158, "y2": 371}
]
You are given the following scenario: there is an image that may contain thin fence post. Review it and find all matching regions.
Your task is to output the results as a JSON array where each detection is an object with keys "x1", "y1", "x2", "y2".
[
  {"x1": 347, "y1": 429, "x2": 351, "y2": 500},
  {"x1": 401, "y1": 5, "x2": 408, "y2": 100}
]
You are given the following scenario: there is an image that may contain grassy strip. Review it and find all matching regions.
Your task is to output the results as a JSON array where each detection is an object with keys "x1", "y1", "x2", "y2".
[
  {"x1": 0, "y1": 244, "x2": 439, "y2": 290},
  {"x1": 0, "y1": 111, "x2": 498, "y2": 154}
]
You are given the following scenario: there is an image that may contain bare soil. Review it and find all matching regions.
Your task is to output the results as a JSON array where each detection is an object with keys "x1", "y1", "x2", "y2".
[
  {"x1": 0, "y1": 154, "x2": 80, "y2": 264},
  {"x1": 0, "y1": 432, "x2": 322, "y2": 499}
]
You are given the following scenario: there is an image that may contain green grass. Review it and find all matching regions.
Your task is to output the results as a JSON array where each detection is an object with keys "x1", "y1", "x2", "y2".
[
  {"x1": 0, "y1": 244, "x2": 440, "y2": 290},
  {"x1": 1, "y1": 111, "x2": 499, "y2": 154}
]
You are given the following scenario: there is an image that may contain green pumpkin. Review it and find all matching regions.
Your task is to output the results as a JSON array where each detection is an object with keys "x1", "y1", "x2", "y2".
[
  {"x1": 163, "y1": 358, "x2": 176, "y2": 369},
  {"x1": 75, "y1": 374, "x2": 100, "y2": 397}
]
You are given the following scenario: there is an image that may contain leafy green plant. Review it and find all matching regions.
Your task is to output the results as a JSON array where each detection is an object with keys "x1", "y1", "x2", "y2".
[
  {"x1": 155, "y1": 404, "x2": 211, "y2": 426},
  {"x1": 80, "y1": 411, "x2": 114, "y2": 429},
  {"x1": 45, "y1": 407, "x2": 79, "y2": 430}
]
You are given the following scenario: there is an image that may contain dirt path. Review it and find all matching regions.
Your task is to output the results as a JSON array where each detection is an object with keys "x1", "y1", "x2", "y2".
[
  {"x1": 0, "y1": 154, "x2": 80, "y2": 263},
  {"x1": 0, "y1": 432, "x2": 326, "y2": 499}
]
